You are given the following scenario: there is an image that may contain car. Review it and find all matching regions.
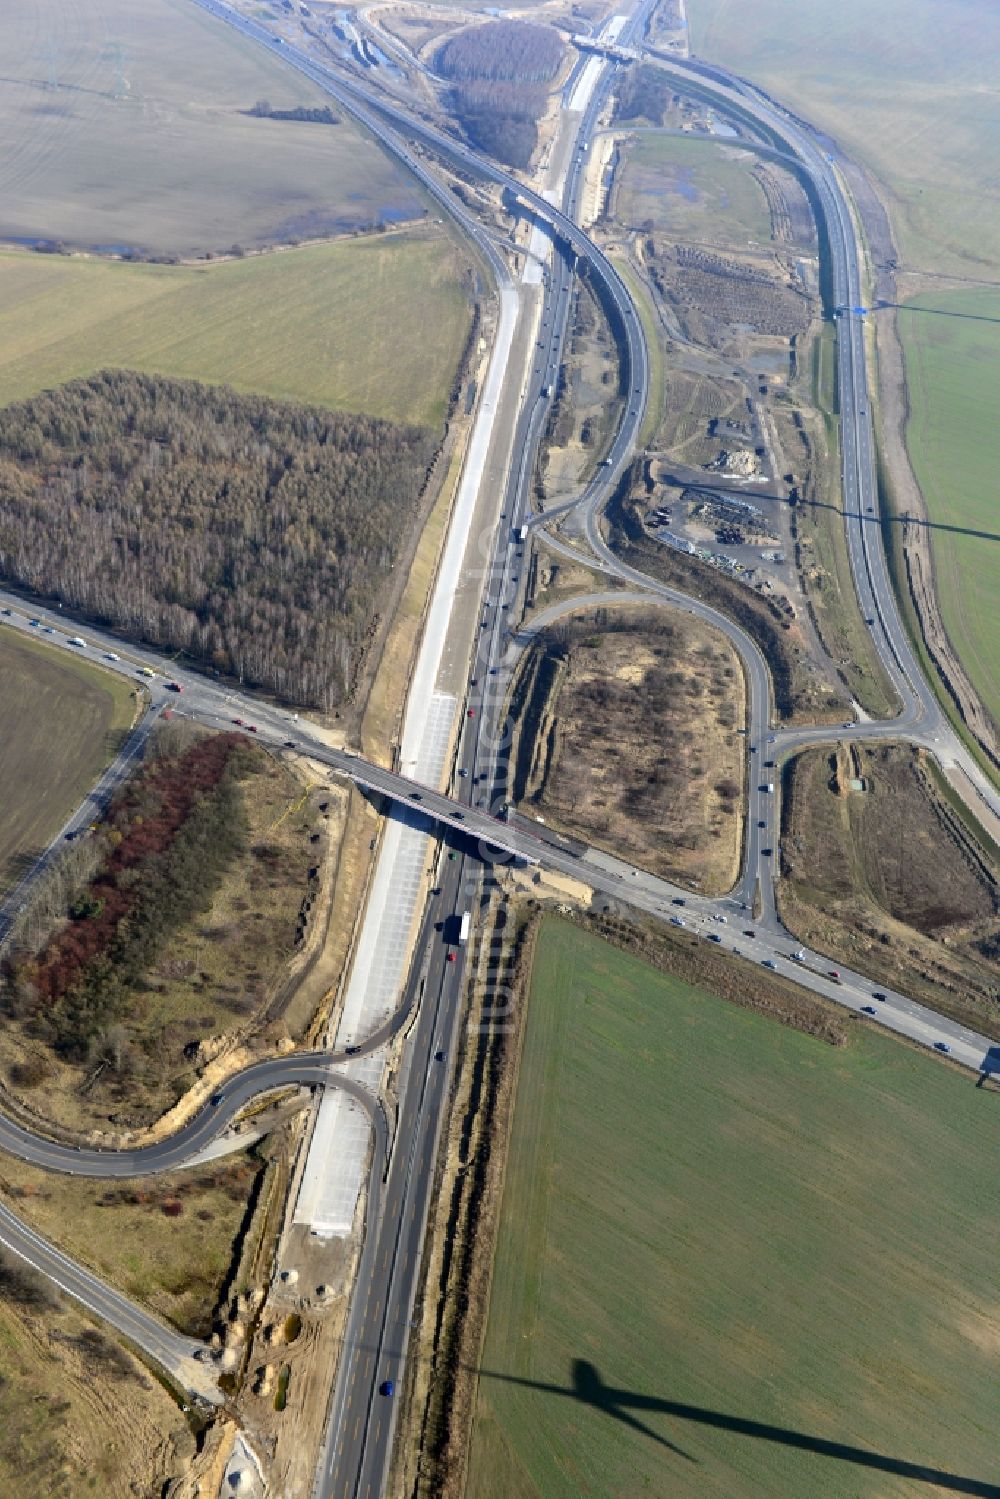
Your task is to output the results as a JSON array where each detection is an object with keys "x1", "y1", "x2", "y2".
[
  {"x1": 434, "y1": 1049, "x2": 445, "y2": 1062},
  {"x1": 28, "y1": 618, "x2": 40, "y2": 627},
  {"x1": 749, "y1": 745, "x2": 757, "y2": 754},
  {"x1": 233, "y1": 718, "x2": 244, "y2": 726},
  {"x1": 934, "y1": 1041, "x2": 951, "y2": 1054},
  {"x1": 0, "y1": 608, "x2": 10, "y2": 616},
  {"x1": 284, "y1": 740, "x2": 296, "y2": 749},
  {"x1": 210, "y1": 1092, "x2": 224, "y2": 1106},
  {"x1": 105, "y1": 652, "x2": 120, "y2": 662},
  {"x1": 670, "y1": 916, "x2": 685, "y2": 928},
  {"x1": 763, "y1": 759, "x2": 775, "y2": 768},
  {"x1": 828, "y1": 969, "x2": 841, "y2": 980},
  {"x1": 468, "y1": 707, "x2": 477, "y2": 719},
  {"x1": 872, "y1": 991, "x2": 888, "y2": 1002},
  {"x1": 470, "y1": 677, "x2": 478, "y2": 687},
  {"x1": 671, "y1": 897, "x2": 686, "y2": 906},
  {"x1": 166, "y1": 681, "x2": 183, "y2": 693},
  {"x1": 762, "y1": 958, "x2": 777, "y2": 970},
  {"x1": 446, "y1": 951, "x2": 456, "y2": 963},
  {"x1": 712, "y1": 914, "x2": 727, "y2": 924},
  {"x1": 762, "y1": 847, "x2": 773, "y2": 857},
  {"x1": 345, "y1": 1045, "x2": 359, "y2": 1056},
  {"x1": 43, "y1": 625, "x2": 55, "y2": 634},
  {"x1": 247, "y1": 725, "x2": 258, "y2": 733},
  {"x1": 380, "y1": 1380, "x2": 395, "y2": 1398},
  {"x1": 861, "y1": 1005, "x2": 877, "y2": 1016},
  {"x1": 865, "y1": 616, "x2": 875, "y2": 626},
  {"x1": 409, "y1": 791, "x2": 422, "y2": 801},
  {"x1": 767, "y1": 735, "x2": 776, "y2": 743},
  {"x1": 448, "y1": 851, "x2": 456, "y2": 861},
  {"x1": 708, "y1": 933, "x2": 722, "y2": 943},
  {"x1": 458, "y1": 768, "x2": 469, "y2": 778},
  {"x1": 757, "y1": 819, "x2": 766, "y2": 829},
  {"x1": 743, "y1": 928, "x2": 756, "y2": 938}
]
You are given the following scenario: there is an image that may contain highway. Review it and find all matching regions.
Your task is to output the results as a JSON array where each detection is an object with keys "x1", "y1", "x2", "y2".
[{"x1": 0, "y1": 4, "x2": 994, "y2": 1493}]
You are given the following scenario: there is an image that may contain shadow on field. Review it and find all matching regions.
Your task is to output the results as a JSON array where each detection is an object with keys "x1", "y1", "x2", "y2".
[
  {"x1": 879, "y1": 299, "x2": 1000, "y2": 328},
  {"x1": 978, "y1": 1045, "x2": 1000, "y2": 1088},
  {"x1": 796, "y1": 496, "x2": 1000, "y2": 546},
  {"x1": 475, "y1": 1359, "x2": 1000, "y2": 1495}
]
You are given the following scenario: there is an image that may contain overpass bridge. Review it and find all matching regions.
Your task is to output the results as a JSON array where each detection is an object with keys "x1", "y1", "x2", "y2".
[{"x1": 320, "y1": 749, "x2": 540, "y2": 866}]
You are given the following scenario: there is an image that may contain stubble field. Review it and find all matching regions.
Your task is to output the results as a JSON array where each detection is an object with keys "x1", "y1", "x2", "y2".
[
  {"x1": 0, "y1": 0, "x2": 422, "y2": 256},
  {"x1": 0, "y1": 231, "x2": 472, "y2": 426},
  {"x1": 467, "y1": 917, "x2": 1000, "y2": 1499},
  {"x1": 899, "y1": 291, "x2": 1000, "y2": 733},
  {"x1": 0, "y1": 629, "x2": 137, "y2": 892}
]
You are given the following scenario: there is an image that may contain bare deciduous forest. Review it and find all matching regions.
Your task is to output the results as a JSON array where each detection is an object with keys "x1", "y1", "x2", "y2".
[
  {"x1": 0, "y1": 370, "x2": 437, "y2": 707},
  {"x1": 436, "y1": 21, "x2": 563, "y2": 170}
]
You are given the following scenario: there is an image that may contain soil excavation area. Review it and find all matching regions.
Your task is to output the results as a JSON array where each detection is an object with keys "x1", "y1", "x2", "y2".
[
  {"x1": 780, "y1": 741, "x2": 1000, "y2": 1033},
  {"x1": 510, "y1": 607, "x2": 744, "y2": 893}
]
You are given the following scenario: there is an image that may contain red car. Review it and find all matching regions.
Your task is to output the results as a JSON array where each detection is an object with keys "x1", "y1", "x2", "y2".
[
  {"x1": 467, "y1": 708, "x2": 476, "y2": 718},
  {"x1": 166, "y1": 681, "x2": 183, "y2": 693},
  {"x1": 446, "y1": 951, "x2": 456, "y2": 963},
  {"x1": 233, "y1": 718, "x2": 243, "y2": 725}
]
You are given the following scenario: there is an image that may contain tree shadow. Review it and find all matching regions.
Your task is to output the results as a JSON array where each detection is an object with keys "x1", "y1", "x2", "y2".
[{"x1": 475, "y1": 1359, "x2": 1000, "y2": 1496}]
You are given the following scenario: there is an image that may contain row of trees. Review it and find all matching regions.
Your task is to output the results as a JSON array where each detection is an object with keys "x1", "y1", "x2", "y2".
[
  {"x1": 0, "y1": 371, "x2": 437, "y2": 708},
  {"x1": 2, "y1": 733, "x2": 254, "y2": 1060}
]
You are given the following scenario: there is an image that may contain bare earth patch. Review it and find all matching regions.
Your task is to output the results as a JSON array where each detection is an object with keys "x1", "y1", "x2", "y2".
[
  {"x1": 780, "y1": 741, "x2": 1000, "y2": 1032},
  {"x1": 510, "y1": 606, "x2": 744, "y2": 893}
]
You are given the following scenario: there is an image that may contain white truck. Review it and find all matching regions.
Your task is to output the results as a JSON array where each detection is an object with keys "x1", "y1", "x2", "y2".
[{"x1": 458, "y1": 911, "x2": 471, "y2": 946}]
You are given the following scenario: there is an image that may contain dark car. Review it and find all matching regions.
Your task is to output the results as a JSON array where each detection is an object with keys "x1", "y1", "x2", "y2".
[
  {"x1": 708, "y1": 933, "x2": 722, "y2": 943},
  {"x1": 671, "y1": 897, "x2": 686, "y2": 906},
  {"x1": 873, "y1": 991, "x2": 888, "y2": 1002},
  {"x1": 861, "y1": 1005, "x2": 877, "y2": 1016},
  {"x1": 934, "y1": 1041, "x2": 951, "y2": 1054},
  {"x1": 380, "y1": 1380, "x2": 395, "y2": 1397},
  {"x1": 743, "y1": 929, "x2": 756, "y2": 938},
  {"x1": 763, "y1": 759, "x2": 775, "y2": 768},
  {"x1": 284, "y1": 740, "x2": 296, "y2": 749},
  {"x1": 762, "y1": 847, "x2": 773, "y2": 857},
  {"x1": 434, "y1": 1050, "x2": 445, "y2": 1062},
  {"x1": 757, "y1": 820, "x2": 766, "y2": 828},
  {"x1": 210, "y1": 1092, "x2": 224, "y2": 1106}
]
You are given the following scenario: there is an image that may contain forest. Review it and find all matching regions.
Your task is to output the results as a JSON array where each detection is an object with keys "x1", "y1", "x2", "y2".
[
  {"x1": 0, "y1": 371, "x2": 437, "y2": 707},
  {"x1": 436, "y1": 21, "x2": 563, "y2": 170}
]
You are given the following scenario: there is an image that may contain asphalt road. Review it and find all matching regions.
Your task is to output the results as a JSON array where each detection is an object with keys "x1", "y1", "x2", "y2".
[{"x1": 0, "y1": 4, "x2": 995, "y2": 1490}]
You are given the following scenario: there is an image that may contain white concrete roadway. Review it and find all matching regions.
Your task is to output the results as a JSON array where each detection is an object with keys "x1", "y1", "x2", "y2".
[{"x1": 295, "y1": 277, "x2": 522, "y2": 1237}]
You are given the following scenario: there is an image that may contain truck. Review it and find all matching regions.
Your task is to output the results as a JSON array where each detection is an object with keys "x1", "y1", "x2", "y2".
[
  {"x1": 517, "y1": 523, "x2": 529, "y2": 543},
  {"x1": 458, "y1": 911, "x2": 471, "y2": 946},
  {"x1": 67, "y1": 635, "x2": 86, "y2": 648}
]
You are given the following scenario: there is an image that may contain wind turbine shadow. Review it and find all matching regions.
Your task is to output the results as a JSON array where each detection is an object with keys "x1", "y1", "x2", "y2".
[{"x1": 474, "y1": 1359, "x2": 1000, "y2": 1497}]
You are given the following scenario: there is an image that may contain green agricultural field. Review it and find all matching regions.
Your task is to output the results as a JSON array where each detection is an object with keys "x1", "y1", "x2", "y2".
[
  {"x1": 0, "y1": 232, "x2": 472, "y2": 426},
  {"x1": 467, "y1": 917, "x2": 999, "y2": 1499},
  {"x1": 0, "y1": 0, "x2": 421, "y2": 256},
  {"x1": 616, "y1": 132, "x2": 773, "y2": 246},
  {"x1": 0, "y1": 630, "x2": 137, "y2": 892},
  {"x1": 901, "y1": 291, "x2": 1000, "y2": 732},
  {"x1": 687, "y1": 0, "x2": 1000, "y2": 279}
]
